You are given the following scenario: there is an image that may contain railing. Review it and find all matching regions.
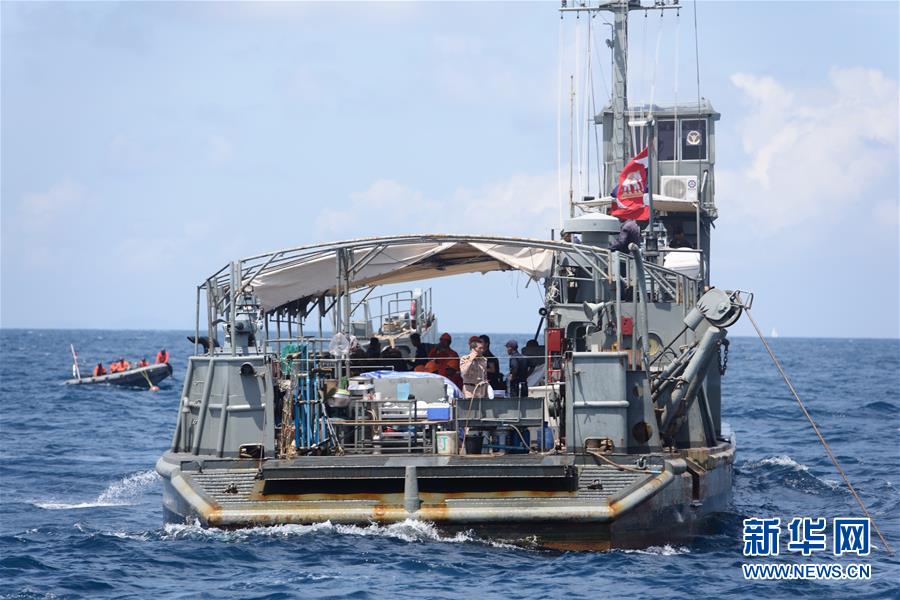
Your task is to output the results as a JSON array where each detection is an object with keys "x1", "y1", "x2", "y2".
[
  {"x1": 365, "y1": 288, "x2": 433, "y2": 337},
  {"x1": 548, "y1": 247, "x2": 701, "y2": 308}
]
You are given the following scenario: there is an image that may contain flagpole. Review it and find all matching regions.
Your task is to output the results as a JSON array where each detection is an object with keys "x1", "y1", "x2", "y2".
[{"x1": 646, "y1": 116, "x2": 657, "y2": 252}]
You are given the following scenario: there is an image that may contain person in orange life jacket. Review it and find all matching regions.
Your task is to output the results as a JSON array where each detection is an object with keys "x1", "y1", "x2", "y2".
[
  {"x1": 156, "y1": 349, "x2": 169, "y2": 364},
  {"x1": 137, "y1": 357, "x2": 149, "y2": 368},
  {"x1": 93, "y1": 363, "x2": 106, "y2": 377},
  {"x1": 426, "y1": 333, "x2": 459, "y2": 379}
]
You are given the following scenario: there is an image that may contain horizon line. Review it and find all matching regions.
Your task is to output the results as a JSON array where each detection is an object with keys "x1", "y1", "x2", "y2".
[{"x1": 0, "y1": 326, "x2": 898, "y2": 342}]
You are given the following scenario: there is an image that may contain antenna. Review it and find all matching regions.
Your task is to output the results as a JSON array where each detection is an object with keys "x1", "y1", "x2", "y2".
[
  {"x1": 560, "y1": 0, "x2": 681, "y2": 199},
  {"x1": 568, "y1": 75, "x2": 576, "y2": 218}
]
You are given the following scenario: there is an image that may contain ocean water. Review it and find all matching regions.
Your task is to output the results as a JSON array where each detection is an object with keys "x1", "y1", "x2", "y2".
[{"x1": 0, "y1": 330, "x2": 898, "y2": 599}]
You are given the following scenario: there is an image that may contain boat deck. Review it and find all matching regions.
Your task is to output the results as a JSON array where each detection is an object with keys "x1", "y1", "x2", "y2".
[{"x1": 169, "y1": 455, "x2": 657, "y2": 529}]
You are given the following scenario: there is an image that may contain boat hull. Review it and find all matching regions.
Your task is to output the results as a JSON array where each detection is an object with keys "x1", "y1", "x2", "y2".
[
  {"x1": 65, "y1": 363, "x2": 172, "y2": 388},
  {"x1": 156, "y1": 441, "x2": 734, "y2": 550}
]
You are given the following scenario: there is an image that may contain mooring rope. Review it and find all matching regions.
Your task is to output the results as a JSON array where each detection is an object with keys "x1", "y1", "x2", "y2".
[
  {"x1": 745, "y1": 308, "x2": 894, "y2": 555},
  {"x1": 140, "y1": 369, "x2": 155, "y2": 390}
]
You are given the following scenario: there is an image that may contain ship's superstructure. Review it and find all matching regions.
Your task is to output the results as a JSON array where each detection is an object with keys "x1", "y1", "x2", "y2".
[{"x1": 156, "y1": 0, "x2": 749, "y2": 549}]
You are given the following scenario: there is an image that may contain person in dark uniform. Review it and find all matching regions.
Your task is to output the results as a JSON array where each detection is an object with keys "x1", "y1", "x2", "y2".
[
  {"x1": 505, "y1": 340, "x2": 530, "y2": 397},
  {"x1": 479, "y1": 335, "x2": 505, "y2": 390},
  {"x1": 609, "y1": 219, "x2": 642, "y2": 252},
  {"x1": 366, "y1": 337, "x2": 381, "y2": 360},
  {"x1": 669, "y1": 224, "x2": 693, "y2": 248},
  {"x1": 409, "y1": 333, "x2": 432, "y2": 368}
]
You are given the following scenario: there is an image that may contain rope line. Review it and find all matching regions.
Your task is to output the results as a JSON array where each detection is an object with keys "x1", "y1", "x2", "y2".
[{"x1": 746, "y1": 308, "x2": 894, "y2": 555}]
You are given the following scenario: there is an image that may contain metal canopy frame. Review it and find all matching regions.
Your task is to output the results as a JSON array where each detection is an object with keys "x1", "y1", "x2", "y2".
[{"x1": 193, "y1": 233, "x2": 698, "y2": 357}]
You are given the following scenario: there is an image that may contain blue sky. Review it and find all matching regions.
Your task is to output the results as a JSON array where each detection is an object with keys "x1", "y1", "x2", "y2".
[{"x1": 2, "y1": 1, "x2": 898, "y2": 338}]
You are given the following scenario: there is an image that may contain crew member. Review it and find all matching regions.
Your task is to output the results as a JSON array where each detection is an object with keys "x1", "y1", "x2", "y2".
[
  {"x1": 668, "y1": 224, "x2": 692, "y2": 249},
  {"x1": 366, "y1": 337, "x2": 381, "y2": 361},
  {"x1": 119, "y1": 358, "x2": 131, "y2": 371},
  {"x1": 479, "y1": 335, "x2": 504, "y2": 391},
  {"x1": 349, "y1": 337, "x2": 367, "y2": 360},
  {"x1": 409, "y1": 333, "x2": 432, "y2": 368},
  {"x1": 156, "y1": 349, "x2": 169, "y2": 364},
  {"x1": 460, "y1": 336, "x2": 488, "y2": 399},
  {"x1": 137, "y1": 357, "x2": 149, "y2": 368},
  {"x1": 505, "y1": 340, "x2": 529, "y2": 398},
  {"x1": 381, "y1": 346, "x2": 408, "y2": 372},
  {"x1": 522, "y1": 339, "x2": 543, "y2": 375},
  {"x1": 609, "y1": 219, "x2": 641, "y2": 252},
  {"x1": 420, "y1": 332, "x2": 460, "y2": 379},
  {"x1": 93, "y1": 362, "x2": 106, "y2": 377}
]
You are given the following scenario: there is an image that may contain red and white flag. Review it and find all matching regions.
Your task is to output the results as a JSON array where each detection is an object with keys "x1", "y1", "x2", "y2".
[{"x1": 611, "y1": 146, "x2": 650, "y2": 221}]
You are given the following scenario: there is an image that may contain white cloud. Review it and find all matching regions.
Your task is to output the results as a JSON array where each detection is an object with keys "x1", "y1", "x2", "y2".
[
  {"x1": 315, "y1": 172, "x2": 561, "y2": 241},
  {"x1": 718, "y1": 67, "x2": 899, "y2": 234},
  {"x1": 19, "y1": 180, "x2": 86, "y2": 227}
]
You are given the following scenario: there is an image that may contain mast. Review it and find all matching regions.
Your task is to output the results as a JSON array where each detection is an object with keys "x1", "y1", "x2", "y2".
[
  {"x1": 610, "y1": 1, "x2": 631, "y2": 173},
  {"x1": 560, "y1": 0, "x2": 680, "y2": 197}
]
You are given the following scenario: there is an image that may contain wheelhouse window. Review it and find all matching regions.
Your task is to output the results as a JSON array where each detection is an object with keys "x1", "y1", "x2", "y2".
[
  {"x1": 680, "y1": 119, "x2": 707, "y2": 160},
  {"x1": 630, "y1": 124, "x2": 648, "y2": 155},
  {"x1": 629, "y1": 119, "x2": 676, "y2": 160},
  {"x1": 657, "y1": 119, "x2": 676, "y2": 161}
]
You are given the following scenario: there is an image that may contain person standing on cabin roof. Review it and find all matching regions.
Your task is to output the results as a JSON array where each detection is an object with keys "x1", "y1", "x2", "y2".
[
  {"x1": 93, "y1": 362, "x2": 106, "y2": 377},
  {"x1": 609, "y1": 219, "x2": 641, "y2": 253},
  {"x1": 460, "y1": 336, "x2": 489, "y2": 399},
  {"x1": 156, "y1": 349, "x2": 169, "y2": 364}
]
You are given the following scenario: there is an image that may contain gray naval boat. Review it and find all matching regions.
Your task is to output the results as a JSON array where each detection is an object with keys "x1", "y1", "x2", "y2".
[{"x1": 157, "y1": 0, "x2": 751, "y2": 550}]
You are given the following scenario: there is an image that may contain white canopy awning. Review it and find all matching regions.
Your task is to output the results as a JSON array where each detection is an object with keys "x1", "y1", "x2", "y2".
[{"x1": 249, "y1": 241, "x2": 556, "y2": 311}]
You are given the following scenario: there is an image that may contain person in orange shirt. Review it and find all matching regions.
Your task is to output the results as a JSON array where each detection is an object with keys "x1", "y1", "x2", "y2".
[
  {"x1": 119, "y1": 358, "x2": 131, "y2": 371},
  {"x1": 93, "y1": 363, "x2": 106, "y2": 377},
  {"x1": 137, "y1": 357, "x2": 149, "y2": 368},
  {"x1": 426, "y1": 333, "x2": 459, "y2": 375},
  {"x1": 156, "y1": 349, "x2": 169, "y2": 364}
]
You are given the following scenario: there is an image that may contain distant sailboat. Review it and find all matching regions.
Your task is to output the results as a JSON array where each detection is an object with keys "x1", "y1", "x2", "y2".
[{"x1": 770, "y1": 327, "x2": 780, "y2": 338}]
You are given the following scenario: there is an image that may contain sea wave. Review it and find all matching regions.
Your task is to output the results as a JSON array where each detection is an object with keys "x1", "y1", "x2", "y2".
[
  {"x1": 619, "y1": 544, "x2": 691, "y2": 555},
  {"x1": 160, "y1": 519, "x2": 519, "y2": 549},
  {"x1": 755, "y1": 454, "x2": 809, "y2": 471},
  {"x1": 33, "y1": 469, "x2": 158, "y2": 510},
  {"x1": 740, "y1": 455, "x2": 844, "y2": 494}
]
